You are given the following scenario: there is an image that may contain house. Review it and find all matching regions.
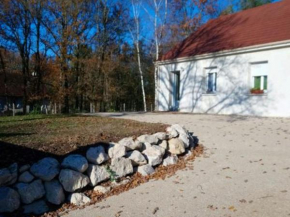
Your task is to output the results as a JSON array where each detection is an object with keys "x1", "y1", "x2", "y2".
[{"x1": 155, "y1": 0, "x2": 290, "y2": 117}]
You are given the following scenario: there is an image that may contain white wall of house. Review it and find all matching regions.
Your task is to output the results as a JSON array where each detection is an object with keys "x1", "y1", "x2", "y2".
[{"x1": 156, "y1": 42, "x2": 290, "y2": 117}]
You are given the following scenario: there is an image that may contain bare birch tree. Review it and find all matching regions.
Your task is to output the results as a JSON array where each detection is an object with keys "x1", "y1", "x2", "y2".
[
  {"x1": 142, "y1": 0, "x2": 168, "y2": 111},
  {"x1": 129, "y1": 0, "x2": 147, "y2": 112}
]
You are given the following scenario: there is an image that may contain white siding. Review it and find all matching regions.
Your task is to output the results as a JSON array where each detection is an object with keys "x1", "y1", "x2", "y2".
[{"x1": 156, "y1": 45, "x2": 290, "y2": 117}]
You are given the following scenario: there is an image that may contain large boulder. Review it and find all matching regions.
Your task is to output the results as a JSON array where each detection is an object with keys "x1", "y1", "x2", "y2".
[
  {"x1": 59, "y1": 169, "x2": 90, "y2": 192},
  {"x1": 86, "y1": 165, "x2": 110, "y2": 186},
  {"x1": 137, "y1": 165, "x2": 155, "y2": 176},
  {"x1": 18, "y1": 171, "x2": 34, "y2": 183},
  {"x1": 30, "y1": 158, "x2": 60, "y2": 181},
  {"x1": 154, "y1": 132, "x2": 167, "y2": 140},
  {"x1": 108, "y1": 143, "x2": 127, "y2": 159},
  {"x1": 166, "y1": 126, "x2": 179, "y2": 138},
  {"x1": 15, "y1": 179, "x2": 45, "y2": 204},
  {"x1": 61, "y1": 154, "x2": 88, "y2": 173},
  {"x1": 158, "y1": 140, "x2": 168, "y2": 150},
  {"x1": 0, "y1": 187, "x2": 20, "y2": 213},
  {"x1": 163, "y1": 155, "x2": 178, "y2": 166},
  {"x1": 110, "y1": 157, "x2": 133, "y2": 178},
  {"x1": 178, "y1": 133, "x2": 190, "y2": 148},
  {"x1": 172, "y1": 124, "x2": 191, "y2": 148},
  {"x1": 68, "y1": 193, "x2": 91, "y2": 206},
  {"x1": 137, "y1": 134, "x2": 158, "y2": 145},
  {"x1": 0, "y1": 163, "x2": 18, "y2": 186},
  {"x1": 127, "y1": 150, "x2": 147, "y2": 166},
  {"x1": 171, "y1": 124, "x2": 188, "y2": 136},
  {"x1": 142, "y1": 145, "x2": 165, "y2": 166},
  {"x1": 23, "y1": 200, "x2": 49, "y2": 215},
  {"x1": 168, "y1": 138, "x2": 186, "y2": 155},
  {"x1": 86, "y1": 146, "x2": 109, "y2": 165},
  {"x1": 44, "y1": 180, "x2": 65, "y2": 205},
  {"x1": 118, "y1": 137, "x2": 142, "y2": 150},
  {"x1": 19, "y1": 164, "x2": 30, "y2": 173}
]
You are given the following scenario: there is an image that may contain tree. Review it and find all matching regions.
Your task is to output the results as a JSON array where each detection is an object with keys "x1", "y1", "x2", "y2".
[
  {"x1": 129, "y1": 0, "x2": 147, "y2": 112},
  {"x1": 0, "y1": 0, "x2": 33, "y2": 114},
  {"x1": 240, "y1": 0, "x2": 273, "y2": 10}
]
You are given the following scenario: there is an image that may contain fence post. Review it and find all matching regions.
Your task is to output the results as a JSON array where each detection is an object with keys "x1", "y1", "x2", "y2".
[{"x1": 12, "y1": 103, "x2": 15, "y2": 116}]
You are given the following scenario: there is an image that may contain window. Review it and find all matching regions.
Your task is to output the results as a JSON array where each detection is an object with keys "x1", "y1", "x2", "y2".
[
  {"x1": 205, "y1": 67, "x2": 217, "y2": 94},
  {"x1": 250, "y1": 62, "x2": 268, "y2": 94}
]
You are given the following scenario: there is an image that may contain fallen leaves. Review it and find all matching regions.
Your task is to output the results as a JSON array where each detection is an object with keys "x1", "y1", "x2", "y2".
[{"x1": 228, "y1": 206, "x2": 237, "y2": 212}]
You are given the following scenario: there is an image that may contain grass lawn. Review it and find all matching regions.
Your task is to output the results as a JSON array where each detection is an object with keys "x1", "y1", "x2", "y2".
[{"x1": 0, "y1": 114, "x2": 166, "y2": 168}]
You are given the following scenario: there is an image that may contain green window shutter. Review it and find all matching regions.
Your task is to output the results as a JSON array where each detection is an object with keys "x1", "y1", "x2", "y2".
[
  {"x1": 263, "y1": 76, "x2": 268, "y2": 90},
  {"x1": 254, "y1": 76, "x2": 261, "y2": 89}
]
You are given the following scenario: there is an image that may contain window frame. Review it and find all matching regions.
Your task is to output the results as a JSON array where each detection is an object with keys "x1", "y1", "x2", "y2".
[
  {"x1": 204, "y1": 67, "x2": 218, "y2": 94},
  {"x1": 249, "y1": 61, "x2": 269, "y2": 94}
]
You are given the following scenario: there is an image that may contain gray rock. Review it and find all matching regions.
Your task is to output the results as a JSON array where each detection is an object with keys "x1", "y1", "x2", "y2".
[
  {"x1": 86, "y1": 146, "x2": 109, "y2": 164},
  {"x1": 86, "y1": 165, "x2": 110, "y2": 186},
  {"x1": 163, "y1": 155, "x2": 178, "y2": 166},
  {"x1": 142, "y1": 145, "x2": 165, "y2": 166},
  {"x1": 16, "y1": 179, "x2": 45, "y2": 204},
  {"x1": 159, "y1": 140, "x2": 168, "y2": 150},
  {"x1": 171, "y1": 124, "x2": 190, "y2": 148},
  {"x1": 178, "y1": 133, "x2": 190, "y2": 148},
  {"x1": 0, "y1": 187, "x2": 20, "y2": 213},
  {"x1": 137, "y1": 134, "x2": 158, "y2": 145},
  {"x1": 118, "y1": 137, "x2": 142, "y2": 150},
  {"x1": 168, "y1": 138, "x2": 186, "y2": 155},
  {"x1": 68, "y1": 193, "x2": 91, "y2": 206},
  {"x1": 61, "y1": 154, "x2": 88, "y2": 173},
  {"x1": 18, "y1": 171, "x2": 34, "y2": 183},
  {"x1": 171, "y1": 124, "x2": 188, "y2": 136},
  {"x1": 110, "y1": 157, "x2": 133, "y2": 178},
  {"x1": 19, "y1": 164, "x2": 30, "y2": 173},
  {"x1": 59, "y1": 169, "x2": 90, "y2": 192},
  {"x1": 141, "y1": 142, "x2": 152, "y2": 152},
  {"x1": 127, "y1": 150, "x2": 147, "y2": 166},
  {"x1": 0, "y1": 163, "x2": 18, "y2": 186},
  {"x1": 108, "y1": 143, "x2": 127, "y2": 159},
  {"x1": 93, "y1": 186, "x2": 111, "y2": 194},
  {"x1": 23, "y1": 200, "x2": 49, "y2": 215},
  {"x1": 154, "y1": 132, "x2": 167, "y2": 140},
  {"x1": 138, "y1": 164, "x2": 155, "y2": 176},
  {"x1": 44, "y1": 180, "x2": 65, "y2": 205},
  {"x1": 166, "y1": 126, "x2": 179, "y2": 138},
  {"x1": 30, "y1": 158, "x2": 60, "y2": 181}
]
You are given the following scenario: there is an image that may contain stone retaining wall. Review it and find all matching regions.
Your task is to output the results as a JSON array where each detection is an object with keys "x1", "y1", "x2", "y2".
[{"x1": 0, "y1": 124, "x2": 198, "y2": 215}]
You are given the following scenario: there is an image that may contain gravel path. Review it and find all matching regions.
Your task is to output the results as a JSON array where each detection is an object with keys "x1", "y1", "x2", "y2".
[{"x1": 67, "y1": 113, "x2": 290, "y2": 217}]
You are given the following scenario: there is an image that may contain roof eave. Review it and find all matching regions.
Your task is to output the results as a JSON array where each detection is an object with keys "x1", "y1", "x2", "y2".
[{"x1": 155, "y1": 39, "x2": 290, "y2": 66}]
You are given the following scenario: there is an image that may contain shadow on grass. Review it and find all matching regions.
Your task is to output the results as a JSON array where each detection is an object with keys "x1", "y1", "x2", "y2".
[
  {"x1": 0, "y1": 114, "x2": 76, "y2": 123},
  {"x1": 0, "y1": 133, "x2": 34, "y2": 138}
]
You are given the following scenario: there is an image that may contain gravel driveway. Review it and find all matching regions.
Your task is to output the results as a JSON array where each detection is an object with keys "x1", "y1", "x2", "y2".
[{"x1": 68, "y1": 113, "x2": 290, "y2": 217}]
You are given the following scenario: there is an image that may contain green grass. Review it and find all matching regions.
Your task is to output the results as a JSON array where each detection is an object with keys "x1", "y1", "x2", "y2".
[{"x1": 0, "y1": 114, "x2": 166, "y2": 167}]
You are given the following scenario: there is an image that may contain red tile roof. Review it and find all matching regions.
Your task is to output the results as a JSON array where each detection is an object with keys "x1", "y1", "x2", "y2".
[{"x1": 160, "y1": 0, "x2": 290, "y2": 61}]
